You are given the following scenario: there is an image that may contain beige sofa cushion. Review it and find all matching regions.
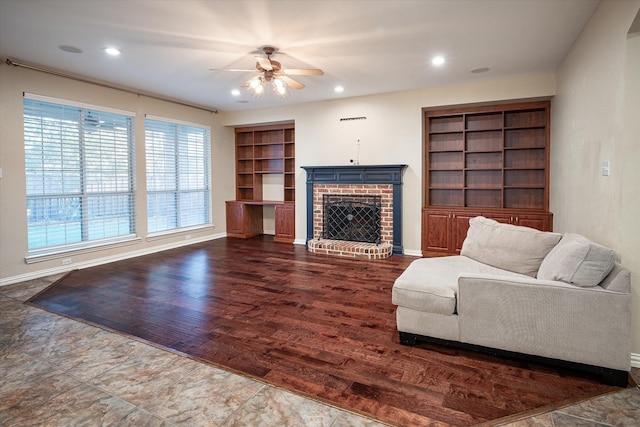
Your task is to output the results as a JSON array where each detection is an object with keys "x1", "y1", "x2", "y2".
[
  {"x1": 460, "y1": 216, "x2": 562, "y2": 277},
  {"x1": 537, "y1": 233, "x2": 616, "y2": 287},
  {"x1": 392, "y1": 255, "x2": 529, "y2": 315}
]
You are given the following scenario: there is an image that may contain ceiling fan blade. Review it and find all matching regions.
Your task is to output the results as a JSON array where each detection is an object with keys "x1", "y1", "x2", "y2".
[
  {"x1": 280, "y1": 76, "x2": 305, "y2": 90},
  {"x1": 256, "y1": 57, "x2": 273, "y2": 71},
  {"x1": 209, "y1": 68, "x2": 256, "y2": 72},
  {"x1": 282, "y1": 68, "x2": 324, "y2": 76}
]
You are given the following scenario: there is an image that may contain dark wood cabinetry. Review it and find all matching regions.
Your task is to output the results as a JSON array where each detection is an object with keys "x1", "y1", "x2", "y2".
[
  {"x1": 422, "y1": 208, "x2": 553, "y2": 256},
  {"x1": 226, "y1": 201, "x2": 263, "y2": 238},
  {"x1": 422, "y1": 210, "x2": 476, "y2": 255},
  {"x1": 228, "y1": 123, "x2": 295, "y2": 243},
  {"x1": 422, "y1": 101, "x2": 552, "y2": 256},
  {"x1": 234, "y1": 123, "x2": 295, "y2": 202},
  {"x1": 274, "y1": 203, "x2": 295, "y2": 243},
  {"x1": 226, "y1": 200, "x2": 295, "y2": 243}
]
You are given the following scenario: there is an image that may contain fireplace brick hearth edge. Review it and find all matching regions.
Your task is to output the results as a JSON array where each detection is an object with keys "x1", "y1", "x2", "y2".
[{"x1": 301, "y1": 165, "x2": 408, "y2": 256}]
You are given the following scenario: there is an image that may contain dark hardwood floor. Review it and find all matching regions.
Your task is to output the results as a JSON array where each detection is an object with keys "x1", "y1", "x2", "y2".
[{"x1": 27, "y1": 236, "x2": 621, "y2": 426}]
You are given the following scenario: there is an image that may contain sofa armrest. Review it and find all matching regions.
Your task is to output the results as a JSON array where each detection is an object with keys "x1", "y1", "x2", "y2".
[{"x1": 457, "y1": 274, "x2": 631, "y2": 371}]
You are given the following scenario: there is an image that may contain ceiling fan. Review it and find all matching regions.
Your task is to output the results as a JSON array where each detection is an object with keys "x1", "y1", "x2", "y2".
[{"x1": 212, "y1": 46, "x2": 324, "y2": 97}]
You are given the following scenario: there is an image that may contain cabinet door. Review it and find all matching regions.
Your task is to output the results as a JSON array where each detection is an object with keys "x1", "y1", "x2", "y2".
[
  {"x1": 226, "y1": 202, "x2": 263, "y2": 238},
  {"x1": 226, "y1": 202, "x2": 245, "y2": 235},
  {"x1": 274, "y1": 204, "x2": 295, "y2": 243},
  {"x1": 422, "y1": 210, "x2": 451, "y2": 254},
  {"x1": 451, "y1": 213, "x2": 476, "y2": 253},
  {"x1": 483, "y1": 213, "x2": 513, "y2": 225},
  {"x1": 481, "y1": 212, "x2": 552, "y2": 232},
  {"x1": 514, "y1": 214, "x2": 551, "y2": 231}
]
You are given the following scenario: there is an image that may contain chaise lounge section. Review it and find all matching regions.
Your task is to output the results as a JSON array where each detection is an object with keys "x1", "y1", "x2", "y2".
[{"x1": 392, "y1": 216, "x2": 632, "y2": 386}]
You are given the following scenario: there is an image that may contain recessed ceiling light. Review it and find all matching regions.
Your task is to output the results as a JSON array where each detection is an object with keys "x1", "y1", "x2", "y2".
[
  {"x1": 231, "y1": 89, "x2": 241, "y2": 96},
  {"x1": 431, "y1": 56, "x2": 445, "y2": 66},
  {"x1": 471, "y1": 67, "x2": 490, "y2": 74},
  {"x1": 334, "y1": 86, "x2": 344, "y2": 93},
  {"x1": 59, "y1": 45, "x2": 82, "y2": 54},
  {"x1": 104, "y1": 47, "x2": 121, "y2": 56}
]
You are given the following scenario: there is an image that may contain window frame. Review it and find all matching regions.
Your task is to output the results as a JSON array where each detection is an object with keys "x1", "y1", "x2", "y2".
[
  {"x1": 144, "y1": 115, "x2": 212, "y2": 237},
  {"x1": 23, "y1": 94, "x2": 137, "y2": 262}
]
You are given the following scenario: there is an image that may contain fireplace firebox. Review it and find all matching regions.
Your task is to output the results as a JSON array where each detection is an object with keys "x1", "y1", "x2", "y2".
[{"x1": 323, "y1": 194, "x2": 381, "y2": 244}]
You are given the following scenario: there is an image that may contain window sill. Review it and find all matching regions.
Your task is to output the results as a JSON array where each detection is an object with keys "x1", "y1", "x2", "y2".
[
  {"x1": 146, "y1": 224, "x2": 215, "y2": 242},
  {"x1": 25, "y1": 236, "x2": 142, "y2": 264}
]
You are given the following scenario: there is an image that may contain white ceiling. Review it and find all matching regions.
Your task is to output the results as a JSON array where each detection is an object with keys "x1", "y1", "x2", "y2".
[{"x1": 0, "y1": 0, "x2": 600, "y2": 112}]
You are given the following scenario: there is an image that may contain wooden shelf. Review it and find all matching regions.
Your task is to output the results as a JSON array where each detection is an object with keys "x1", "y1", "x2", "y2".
[
  {"x1": 424, "y1": 101, "x2": 550, "y2": 211},
  {"x1": 422, "y1": 100, "x2": 552, "y2": 255},
  {"x1": 231, "y1": 123, "x2": 295, "y2": 243},
  {"x1": 234, "y1": 122, "x2": 295, "y2": 203}
]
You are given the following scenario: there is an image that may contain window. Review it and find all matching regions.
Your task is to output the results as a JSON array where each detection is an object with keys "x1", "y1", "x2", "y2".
[
  {"x1": 145, "y1": 116, "x2": 211, "y2": 234},
  {"x1": 23, "y1": 95, "x2": 136, "y2": 255}
]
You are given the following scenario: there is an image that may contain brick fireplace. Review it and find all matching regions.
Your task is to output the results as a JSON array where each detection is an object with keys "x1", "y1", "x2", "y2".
[{"x1": 301, "y1": 165, "x2": 407, "y2": 259}]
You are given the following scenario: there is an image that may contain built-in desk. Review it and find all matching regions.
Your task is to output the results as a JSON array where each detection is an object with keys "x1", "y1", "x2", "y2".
[{"x1": 225, "y1": 200, "x2": 295, "y2": 243}]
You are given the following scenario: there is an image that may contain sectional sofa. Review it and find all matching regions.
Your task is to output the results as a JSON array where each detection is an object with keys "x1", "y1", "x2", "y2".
[{"x1": 392, "y1": 216, "x2": 631, "y2": 386}]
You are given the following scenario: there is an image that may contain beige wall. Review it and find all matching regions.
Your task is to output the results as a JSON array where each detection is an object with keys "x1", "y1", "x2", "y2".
[
  {"x1": 0, "y1": 64, "x2": 554, "y2": 283},
  {"x1": 1, "y1": 0, "x2": 638, "y2": 362},
  {"x1": 219, "y1": 74, "x2": 556, "y2": 254},
  {"x1": 551, "y1": 0, "x2": 640, "y2": 356},
  {"x1": 0, "y1": 64, "x2": 235, "y2": 282}
]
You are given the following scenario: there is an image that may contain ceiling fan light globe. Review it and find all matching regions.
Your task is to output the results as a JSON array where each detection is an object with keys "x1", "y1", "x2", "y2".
[
  {"x1": 249, "y1": 78, "x2": 261, "y2": 89},
  {"x1": 273, "y1": 78, "x2": 289, "y2": 97}
]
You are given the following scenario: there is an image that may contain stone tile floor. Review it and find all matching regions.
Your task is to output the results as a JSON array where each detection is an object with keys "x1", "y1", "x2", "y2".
[{"x1": 1, "y1": 275, "x2": 639, "y2": 426}]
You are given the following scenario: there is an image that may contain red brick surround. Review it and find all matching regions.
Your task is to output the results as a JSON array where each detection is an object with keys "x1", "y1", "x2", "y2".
[{"x1": 307, "y1": 183, "x2": 393, "y2": 259}]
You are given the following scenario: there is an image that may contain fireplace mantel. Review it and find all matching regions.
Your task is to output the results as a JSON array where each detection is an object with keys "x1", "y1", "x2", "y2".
[{"x1": 301, "y1": 164, "x2": 408, "y2": 254}]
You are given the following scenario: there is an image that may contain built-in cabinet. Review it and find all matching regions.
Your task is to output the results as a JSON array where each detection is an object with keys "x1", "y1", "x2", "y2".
[
  {"x1": 235, "y1": 123, "x2": 295, "y2": 202},
  {"x1": 422, "y1": 208, "x2": 553, "y2": 255},
  {"x1": 227, "y1": 123, "x2": 295, "y2": 243},
  {"x1": 423, "y1": 101, "x2": 552, "y2": 256}
]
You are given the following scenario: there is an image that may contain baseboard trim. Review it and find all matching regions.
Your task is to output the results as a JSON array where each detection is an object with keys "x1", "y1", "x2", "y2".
[
  {"x1": 631, "y1": 353, "x2": 640, "y2": 368},
  {"x1": 403, "y1": 248, "x2": 422, "y2": 257},
  {"x1": 0, "y1": 232, "x2": 226, "y2": 287}
]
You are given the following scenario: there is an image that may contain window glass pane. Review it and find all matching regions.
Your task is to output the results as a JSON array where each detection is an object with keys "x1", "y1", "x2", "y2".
[
  {"x1": 147, "y1": 192, "x2": 177, "y2": 233},
  {"x1": 145, "y1": 118, "x2": 210, "y2": 234},
  {"x1": 23, "y1": 98, "x2": 136, "y2": 253}
]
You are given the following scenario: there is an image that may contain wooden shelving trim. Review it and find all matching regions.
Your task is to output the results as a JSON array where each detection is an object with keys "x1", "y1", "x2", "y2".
[{"x1": 424, "y1": 100, "x2": 550, "y2": 212}]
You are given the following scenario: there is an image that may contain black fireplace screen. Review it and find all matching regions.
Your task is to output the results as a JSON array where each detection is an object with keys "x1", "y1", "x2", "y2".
[{"x1": 322, "y1": 194, "x2": 382, "y2": 244}]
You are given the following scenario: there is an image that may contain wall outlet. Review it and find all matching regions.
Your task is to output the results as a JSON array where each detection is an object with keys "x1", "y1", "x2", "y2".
[
  {"x1": 601, "y1": 160, "x2": 610, "y2": 176},
  {"x1": 62, "y1": 258, "x2": 72, "y2": 265}
]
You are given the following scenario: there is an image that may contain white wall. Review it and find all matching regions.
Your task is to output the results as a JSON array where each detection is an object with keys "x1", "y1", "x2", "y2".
[
  {"x1": 552, "y1": 0, "x2": 640, "y2": 356},
  {"x1": 0, "y1": 63, "x2": 235, "y2": 283},
  {"x1": 219, "y1": 74, "x2": 556, "y2": 254}
]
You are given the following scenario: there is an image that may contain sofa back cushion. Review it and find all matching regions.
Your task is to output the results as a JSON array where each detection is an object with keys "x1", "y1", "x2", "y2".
[
  {"x1": 460, "y1": 216, "x2": 562, "y2": 277},
  {"x1": 537, "y1": 233, "x2": 616, "y2": 287}
]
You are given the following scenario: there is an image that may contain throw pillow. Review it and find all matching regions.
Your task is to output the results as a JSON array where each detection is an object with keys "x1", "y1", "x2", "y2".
[
  {"x1": 460, "y1": 216, "x2": 562, "y2": 277},
  {"x1": 537, "y1": 233, "x2": 616, "y2": 287}
]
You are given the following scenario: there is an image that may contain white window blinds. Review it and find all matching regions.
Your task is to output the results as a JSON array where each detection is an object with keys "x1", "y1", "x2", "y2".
[
  {"x1": 23, "y1": 96, "x2": 136, "y2": 254},
  {"x1": 145, "y1": 117, "x2": 211, "y2": 234}
]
